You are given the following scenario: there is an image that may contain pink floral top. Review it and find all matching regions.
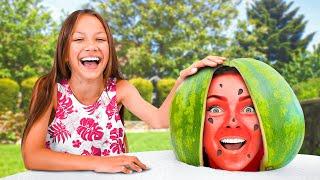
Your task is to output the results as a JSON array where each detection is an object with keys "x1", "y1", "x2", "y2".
[{"x1": 45, "y1": 78, "x2": 125, "y2": 156}]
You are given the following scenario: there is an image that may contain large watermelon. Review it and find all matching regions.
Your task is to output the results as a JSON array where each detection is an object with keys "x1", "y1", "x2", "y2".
[{"x1": 170, "y1": 58, "x2": 305, "y2": 171}]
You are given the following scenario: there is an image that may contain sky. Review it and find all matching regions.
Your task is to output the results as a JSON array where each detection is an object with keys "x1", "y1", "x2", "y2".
[{"x1": 42, "y1": 0, "x2": 319, "y2": 51}]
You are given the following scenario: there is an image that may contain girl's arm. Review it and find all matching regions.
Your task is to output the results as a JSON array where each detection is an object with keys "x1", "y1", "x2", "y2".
[
  {"x1": 22, "y1": 85, "x2": 147, "y2": 174},
  {"x1": 118, "y1": 56, "x2": 225, "y2": 128}
]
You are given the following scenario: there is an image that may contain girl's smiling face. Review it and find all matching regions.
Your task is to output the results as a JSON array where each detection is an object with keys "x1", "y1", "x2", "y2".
[
  {"x1": 67, "y1": 14, "x2": 109, "y2": 80},
  {"x1": 203, "y1": 71, "x2": 263, "y2": 171}
]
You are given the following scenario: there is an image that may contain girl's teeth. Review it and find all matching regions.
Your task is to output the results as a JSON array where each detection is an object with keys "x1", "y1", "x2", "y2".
[{"x1": 81, "y1": 57, "x2": 100, "y2": 61}]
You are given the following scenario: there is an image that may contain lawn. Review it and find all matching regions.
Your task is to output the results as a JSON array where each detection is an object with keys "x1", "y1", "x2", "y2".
[{"x1": 0, "y1": 131, "x2": 172, "y2": 178}]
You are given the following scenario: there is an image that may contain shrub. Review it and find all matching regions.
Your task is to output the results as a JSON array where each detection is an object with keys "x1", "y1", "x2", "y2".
[
  {"x1": 299, "y1": 99, "x2": 320, "y2": 155},
  {"x1": 293, "y1": 78, "x2": 320, "y2": 101},
  {"x1": 157, "y1": 78, "x2": 176, "y2": 105},
  {"x1": 130, "y1": 78, "x2": 153, "y2": 102},
  {"x1": 0, "y1": 78, "x2": 20, "y2": 112},
  {"x1": 278, "y1": 52, "x2": 320, "y2": 86},
  {"x1": 21, "y1": 77, "x2": 38, "y2": 112},
  {"x1": 0, "y1": 111, "x2": 25, "y2": 144},
  {"x1": 124, "y1": 78, "x2": 153, "y2": 121}
]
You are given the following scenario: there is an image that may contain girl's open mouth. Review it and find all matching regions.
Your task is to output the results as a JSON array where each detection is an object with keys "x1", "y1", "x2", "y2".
[{"x1": 80, "y1": 57, "x2": 101, "y2": 69}]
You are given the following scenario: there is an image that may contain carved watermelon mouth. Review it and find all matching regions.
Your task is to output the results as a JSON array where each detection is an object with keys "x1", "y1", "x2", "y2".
[{"x1": 220, "y1": 137, "x2": 246, "y2": 150}]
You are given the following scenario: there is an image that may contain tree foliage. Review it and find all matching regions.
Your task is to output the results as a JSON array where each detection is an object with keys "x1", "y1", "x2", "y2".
[
  {"x1": 92, "y1": 0, "x2": 239, "y2": 78},
  {"x1": 230, "y1": 0, "x2": 315, "y2": 63},
  {"x1": 279, "y1": 47, "x2": 320, "y2": 86},
  {"x1": 0, "y1": 0, "x2": 57, "y2": 82}
]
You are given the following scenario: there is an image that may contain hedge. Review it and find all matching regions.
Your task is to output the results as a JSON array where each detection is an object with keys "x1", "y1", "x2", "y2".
[
  {"x1": 0, "y1": 78, "x2": 20, "y2": 112},
  {"x1": 20, "y1": 77, "x2": 38, "y2": 112},
  {"x1": 299, "y1": 98, "x2": 320, "y2": 155},
  {"x1": 293, "y1": 78, "x2": 320, "y2": 101},
  {"x1": 156, "y1": 78, "x2": 176, "y2": 105}
]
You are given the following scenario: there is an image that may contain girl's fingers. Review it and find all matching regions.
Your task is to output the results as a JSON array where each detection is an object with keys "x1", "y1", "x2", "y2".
[
  {"x1": 95, "y1": 155, "x2": 147, "y2": 174},
  {"x1": 179, "y1": 55, "x2": 227, "y2": 80},
  {"x1": 185, "y1": 59, "x2": 218, "y2": 76},
  {"x1": 191, "y1": 56, "x2": 225, "y2": 70},
  {"x1": 179, "y1": 68, "x2": 195, "y2": 78},
  {"x1": 119, "y1": 156, "x2": 147, "y2": 173},
  {"x1": 131, "y1": 156, "x2": 148, "y2": 170},
  {"x1": 206, "y1": 56, "x2": 226, "y2": 62},
  {"x1": 203, "y1": 57, "x2": 224, "y2": 64},
  {"x1": 195, "y1": 59, "x2": 218, "y2": 68},
  {"x1": 126, "y1": 162, "x2": 143, "y2": 172},
  {"x1": 121, "y1": 165, "x2": 132, "y2": 174}
]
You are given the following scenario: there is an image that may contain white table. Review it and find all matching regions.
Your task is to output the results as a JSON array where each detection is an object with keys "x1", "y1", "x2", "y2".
[{"x1": 4, "y1": 150, "x2": 320, "y2": 180}]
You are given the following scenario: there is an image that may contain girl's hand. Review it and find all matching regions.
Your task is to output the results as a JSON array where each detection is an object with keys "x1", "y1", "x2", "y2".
[
  {"x1": 94, "y1": 155, "x2": 148, "y2": 174},
  {"x1": 178, "y1": 55, "x2": 226, "y2": 83}
]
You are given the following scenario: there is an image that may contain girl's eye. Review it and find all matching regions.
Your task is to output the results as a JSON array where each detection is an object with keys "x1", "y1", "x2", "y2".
[
  {"x1": 73, "y1": 38, "x2": 83, "y2": 41},
  {"x1": 208, "y1": 106, "x2": 223, "y2": 113},
  {"x1": 243, "y1": 106, "x2": 255, "y2": 113},
  {"x1": 97, "y1": 38, "x2": 107, "y2": 41}
]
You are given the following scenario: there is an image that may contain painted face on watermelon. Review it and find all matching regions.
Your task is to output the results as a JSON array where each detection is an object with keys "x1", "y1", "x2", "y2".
[
  {"x1": 170, "y1": 58, "x2": 305, "y2": 171},
  {"x1": 203, "y1": 71, "x2": 264, "y2": 171}
]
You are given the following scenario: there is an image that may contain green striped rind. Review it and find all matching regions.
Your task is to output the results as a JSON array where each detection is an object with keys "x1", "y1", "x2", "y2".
[
  {"x1": 228, "y1": 58, "x2": 305, "y2": 170},
  {"x1": 170, "y1": 67, "x2": 215, "y2": 166},
  {"x1": 170, "y1": 58, "x2": 305, "y2": 171}
]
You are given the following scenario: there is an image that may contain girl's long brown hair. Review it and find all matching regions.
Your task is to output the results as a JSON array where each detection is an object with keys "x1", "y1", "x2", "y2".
[{"x1": 22, "y1": 9, "x2": 123, "y2": 145}]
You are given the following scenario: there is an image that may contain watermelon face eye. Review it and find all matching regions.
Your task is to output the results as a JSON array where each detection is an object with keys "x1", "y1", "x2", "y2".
[
  {"x1": 243, "y1": 106, "x2": 255, "y2": 113},
  {"x1": 203, "y1": 71, "x2": 263, "y2": 171},
  {"x1": 208, "y1": 106, "x2": 224, "y2": 114}
]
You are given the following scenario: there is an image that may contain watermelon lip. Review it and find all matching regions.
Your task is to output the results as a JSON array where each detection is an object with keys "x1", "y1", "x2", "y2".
[{"x1": 220, "y1": 137, "x2": 247, "y2": 151}]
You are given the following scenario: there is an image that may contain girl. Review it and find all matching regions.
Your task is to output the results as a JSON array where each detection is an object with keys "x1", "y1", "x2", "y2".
[{"x1": 21, "y1": 9, "x2": 225, "y2": 174}]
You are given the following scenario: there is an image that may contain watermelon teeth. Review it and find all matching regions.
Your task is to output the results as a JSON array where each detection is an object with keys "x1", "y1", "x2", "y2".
[
  {"x1": 220, "y1": 138, "x2": 246, "y2": 150},
  {"x1": 220, "y1": 138, "x2": 246, "y2": 144}
]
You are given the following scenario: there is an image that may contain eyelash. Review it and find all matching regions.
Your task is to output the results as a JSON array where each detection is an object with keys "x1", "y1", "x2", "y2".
[
  {"x1": 207, "y1": 105, "x2": 255, "y2": 114},
  {"x1": 73, "y1": 38, "x2": 106, "y2": 42},
  {"x1": 242, "y1": 105, "x2": 255, "y2": 113},
  {"x1": 73, "y1": 38, "x2": 83, "y2": 41},
  {"x1": 207, "y1": 106, "x2": 223, "y2": 113},
  {"x1": 97, "y1": 38, "x2": 107, "y2": 41}
]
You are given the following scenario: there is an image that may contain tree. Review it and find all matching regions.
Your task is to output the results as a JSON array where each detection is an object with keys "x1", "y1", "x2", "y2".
[
  {"x1": 280, "y1": 48, "x2": 320, "y2": 86},
  {"x1": 0, "y1": 0, "x2": 57, "y2": 82},
  {"x1": 313, "y1": 42, "x2": 320, "y2": 55},
  {"x1": 231, "y1": 0, "x2": 315, "y2": 63},
  {"x1": 91, "y1": 0, "x2": 239, "y2": 79}
]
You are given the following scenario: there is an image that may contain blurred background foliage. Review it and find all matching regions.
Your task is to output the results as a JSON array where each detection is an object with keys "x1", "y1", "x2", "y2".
[
  {"x1": 0, "y1": 0, "x2": 319, "y2": 156},
  {"x1": 1, "y1": 0, "x2": 319, "y2": 86}
]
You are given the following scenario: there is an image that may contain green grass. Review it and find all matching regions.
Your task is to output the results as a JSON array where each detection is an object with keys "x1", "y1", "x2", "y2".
[
  {"x1": 0, "y1": 131, "x2": 172, "y2": 178},
  {"x1": 0, "y1": 144, "x2": 25, "y2": 178},
  {"x1": 127, "y1": 131, "x2": 172, "y2": 152}
]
